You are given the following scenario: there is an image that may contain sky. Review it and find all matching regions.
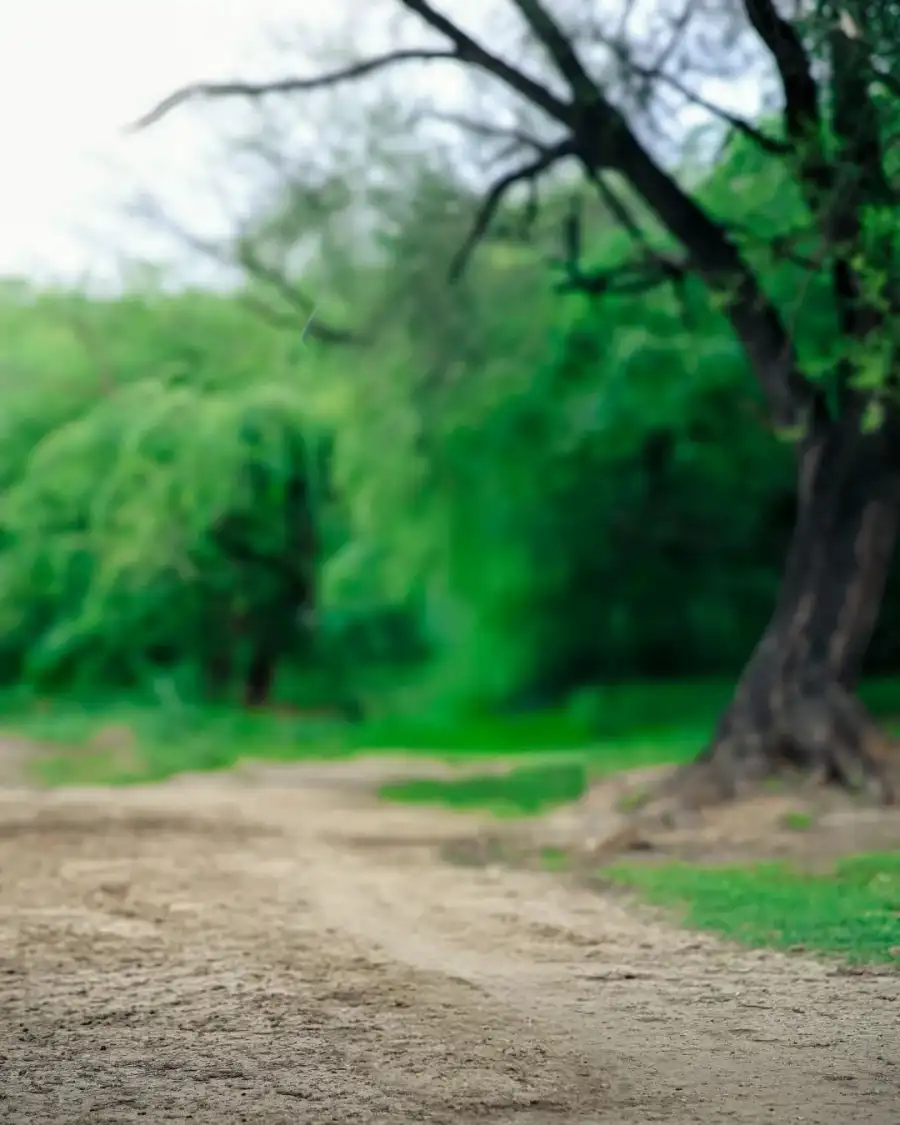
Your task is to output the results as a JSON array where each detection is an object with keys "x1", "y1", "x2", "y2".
[
  {"x1": 0, "y1": 0, "x2": 761, "y2": 287},
  {"x1": 0, "y1": 0, "x2": 314, "y2": 283}
]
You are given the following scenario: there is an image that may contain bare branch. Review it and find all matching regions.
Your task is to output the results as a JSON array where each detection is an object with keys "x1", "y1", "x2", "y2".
[
  {"x1": 623, "y1": 56, "x2": 790, "y2": 155},
  {"x1": 645, "y1": 0, "x2": 695, "y2": 76},
  {"x1": 130, "y1": 0, "x2": 828, "y2": 429},
  {"x1": 405, "y1": 0, "x2": 821, "y2": 427},
  {"x1": 130, "y1": 194, "x2": 361, "y2": 346},
  {"x1": 234, "y1": 241, "x2": 362, "y2": 346},
  {"x1": 506, "y1": 0, "x2": 804, "y2": 401},
  {"x1": 509, "y1": 0, "x2": 599, "y2": 104},
  {"x1": 397, "y1": 0, "x2": 572, "y2": 122},
  {"x1": 583, "y1": 168, "x2": 650, "y2": 246},
  {"x1": 413, "y1": 107, "x2": 557, "y2": 153},
  {"x1": 448, "y1": 139, "x2": 576, "y2": 281},
  {"x1": 131, "y1": 49, "x2": 458, "y2": 131}
]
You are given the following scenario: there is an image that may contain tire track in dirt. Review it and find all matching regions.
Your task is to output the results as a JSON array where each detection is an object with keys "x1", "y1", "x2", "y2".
[{"x1": 0, "y1": 775, "x2": 897, "y2": 1123}]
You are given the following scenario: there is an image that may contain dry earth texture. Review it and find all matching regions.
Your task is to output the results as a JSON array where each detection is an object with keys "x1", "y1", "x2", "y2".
[{"x1": 0, "y1": 753, "x2": 898, "y2": 1124}]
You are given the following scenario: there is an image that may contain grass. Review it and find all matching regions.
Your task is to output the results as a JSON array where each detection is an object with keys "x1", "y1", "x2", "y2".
[
  {"x1": 606, "y1": 852, "x2": 900, "y2": 965},
  {"x1": 1, "y1": 673, "x2": 897, "y2": 792},
  {"x1": 0, "y1": 678, "x2": 707, "y2": 788},
  {"x1": 380, "y1": 761, "x2": 590, "y2": 817},
  {"x1": 782, "y1": 809, "x2": 814, "y2": 831},
  {"x1": 0, "y1": 692, "x2": 353, "y2": 786}
]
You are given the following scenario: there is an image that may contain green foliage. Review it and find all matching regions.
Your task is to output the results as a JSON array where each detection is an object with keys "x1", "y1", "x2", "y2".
[
  {"x1": 0, "y1": 120, "x2": 898, "y2": 726},
  {"x1": 299, "y1": 160, "x2": 802, "y2": 710},
  {"x1": 0, "y1": 290, "x2": 349, "y2": 697},
  {"x1": 608, "y1": 853, "x2": 900, "y2": 965}
]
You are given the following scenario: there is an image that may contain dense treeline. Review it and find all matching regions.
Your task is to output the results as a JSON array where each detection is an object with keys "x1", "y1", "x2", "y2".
[{"x1": 0, "y1": 129, "x2": 897, "y2": 720}]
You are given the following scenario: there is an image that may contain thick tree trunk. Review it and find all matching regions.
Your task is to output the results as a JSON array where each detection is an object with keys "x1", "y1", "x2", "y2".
[{"x1": 690, "y1": 418, "x2": 900, "y2": 804}]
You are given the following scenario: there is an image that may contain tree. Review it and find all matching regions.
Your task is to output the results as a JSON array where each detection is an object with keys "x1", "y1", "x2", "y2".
[
  {"x1": 0, "y1": 287, "x2": 324, "y2": 705},
  {"x1": 137, "y1": 0, "x2": 900, "y2": 802}
]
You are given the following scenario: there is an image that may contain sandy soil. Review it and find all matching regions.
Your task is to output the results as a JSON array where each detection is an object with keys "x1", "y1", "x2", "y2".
[{"x1": 1, "y1": 761, "x2": 898, "y2": 1124}]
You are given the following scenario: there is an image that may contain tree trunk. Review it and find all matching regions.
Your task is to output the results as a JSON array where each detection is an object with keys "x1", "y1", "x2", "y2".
[
  {"x1": 203, "y1": 650, "x2": 234, "y2": 700},
  {"x1": 243, "y1": 643, "x2": 278, "y2": 709},
  {"x1": 690, "y1": 417, "x2": 900, "y2": 804}
]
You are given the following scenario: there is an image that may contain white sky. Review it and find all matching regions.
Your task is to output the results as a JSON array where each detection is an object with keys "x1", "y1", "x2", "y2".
[
  {"x1": 0, "y1": 0, "x2": 314, "y2": 283},
  {"x1": 0, "y1": 0, "x2": 761, "y2": 287}
]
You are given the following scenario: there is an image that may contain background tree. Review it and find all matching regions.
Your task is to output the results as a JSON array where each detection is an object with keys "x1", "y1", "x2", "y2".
[{"x1": 138, "y1": 0, "x2": 900, "y2": 801}]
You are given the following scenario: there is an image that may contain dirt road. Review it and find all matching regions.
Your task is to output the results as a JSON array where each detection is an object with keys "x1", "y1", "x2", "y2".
[{"x1": 1, "y1": 764, "x2": 897, "y2": 1123}]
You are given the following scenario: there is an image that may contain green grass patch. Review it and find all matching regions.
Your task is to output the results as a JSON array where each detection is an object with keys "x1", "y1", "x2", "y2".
[
  {"x1": 380, "y1": 760, "x2": 589, "y2": 816},
  {"x1": 376, "y1": 737, "x2": 693, "y2": 817},
  {"x1": 539, "y1": 846, "x2": 571, "y2": 871},
  {"x1": 607, "y1": 852, "x2": 900, "y2": 965},
  {"x1": 2, "y1": 693, "x2": 352, "y2": 787},
  {"x1": 2, "y1": 673, "x2": 898, "y2": 789},
  {"x1": 782, "y1": 810, "x2": 813, "y2": 831}
]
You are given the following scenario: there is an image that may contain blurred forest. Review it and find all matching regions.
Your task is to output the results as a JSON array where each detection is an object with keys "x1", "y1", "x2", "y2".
[{"x1": 3, "y1": 0, "x2": 900, "y2": 747}]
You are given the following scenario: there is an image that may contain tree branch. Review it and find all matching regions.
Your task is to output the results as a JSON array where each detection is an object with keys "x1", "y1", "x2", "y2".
[
  {"x1": 447, "y1": 139, "x2": 576, "y2": 280},
  {"x1": 233, "y1": 240, "x2": 362, "y2": 346},
  {"x1": 426, "y1": 0, "x2": 822, "y2": 427},
  {"x1": 644, "y1": 0, "x2": 694, "y2": 76},
  {"x1": 413, "y1": 107, "x2": 557, "y2": 154},
  {"x1": 500, "y1": 3, "x2": 823, "y2": 423},
  {"x1": 553, "y1": 189, "x2": 692, "y2": 321},
  {"x1": 741, "y1": 0, "x2": 830, "y2": 195},
  {"x1": 557, "y1": 250, "x2": 687, "y2": 299},
  {"x1": 588, "y1": 119, "x2": 822, "y2": 428},
  {"x1": 620, "y1": 55, "x2": 790, "y2": 156},
  {"x1": 583, "y1": 167, "x2": 650, "y2": 246},
  {"x1": 397, "y1": 0, "x2": 572, "y2": 122},
  {"x1": 826, "y1": 10, "x2": 897, "y2": 396},
  {"x1": 726, "y1": 217, "x2": 823, "y2": 272},
  {"x1": 830, "y1": 16, "x2": 893, "y2": 208},
  {"x1": 130, "y1": 195, "x2": 361, "y2": 346},
  {"x1": 132, "y1": 0, "x2": 827, "y2": 430},
  {"x1": 131, "y1": 49, "x2": 458, "y2": 130},
  {"x1": 509, "y1": 0, "x2": 599, "y2": 104}
]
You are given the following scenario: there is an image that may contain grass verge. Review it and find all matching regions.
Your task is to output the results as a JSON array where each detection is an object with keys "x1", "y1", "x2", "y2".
[
  {"x1": 605, "y1": 852, "x2": 900, "y2": 965},
  {"x1": 380, "y1": 761, "x2": 591, "y2": 817},
  {"x1": 0, "y1": 681, "x2": 705, "y2": 787},
  {"x1": 1, "y1": 674, "x2": 897, "y2": 790}
]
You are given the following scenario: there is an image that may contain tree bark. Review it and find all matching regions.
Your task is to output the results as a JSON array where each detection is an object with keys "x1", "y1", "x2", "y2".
[{"x1": 688, "y1": 416, "x2": 900, "y2": 803}]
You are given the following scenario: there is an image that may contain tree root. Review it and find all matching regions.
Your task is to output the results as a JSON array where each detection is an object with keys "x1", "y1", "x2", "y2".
[{"x1": 583, "y1": 683, "x2": 900, "y2": 862}]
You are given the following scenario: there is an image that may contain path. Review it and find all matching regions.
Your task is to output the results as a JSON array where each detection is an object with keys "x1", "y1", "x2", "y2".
[{"x1": 0, "y1": 764, "x2": 897, "y2": 1123}]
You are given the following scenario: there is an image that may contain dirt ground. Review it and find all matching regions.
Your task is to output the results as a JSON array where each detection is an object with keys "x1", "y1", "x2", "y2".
[{"x1": 1, "y1": 756, "x2": 898, "y2": 1124}]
